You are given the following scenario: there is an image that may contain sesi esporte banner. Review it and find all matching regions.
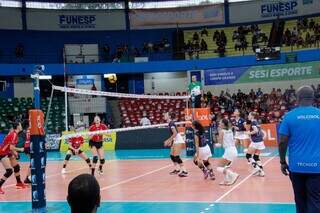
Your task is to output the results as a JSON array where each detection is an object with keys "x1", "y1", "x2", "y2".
[
  {"x1": 229, "y1": 0, "x2": 319, "y2": 24},
  {"x1": 129, "y1": 4, "x2": 224, "y2": 29},
  {"x1": 204, "y1": 61, "x2": 320, "y2": 85}
]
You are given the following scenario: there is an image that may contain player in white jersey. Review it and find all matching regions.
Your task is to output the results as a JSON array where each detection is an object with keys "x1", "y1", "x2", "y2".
[{"x1": 217, "y1": 118, "x2": 239, "y2": 186}]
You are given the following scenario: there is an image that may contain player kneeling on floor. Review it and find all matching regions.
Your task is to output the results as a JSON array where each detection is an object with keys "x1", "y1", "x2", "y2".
[{"x1": 62, "y1": 122, "x2": 91, "y2": 174}]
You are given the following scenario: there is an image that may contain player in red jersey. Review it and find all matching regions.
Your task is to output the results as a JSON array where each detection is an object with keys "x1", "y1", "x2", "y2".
[
  {"x1": 22, "y1": 120, "x2": 31, "y2": 184},
  {"x1": 89, "y1": 116, "x2": 108, "y2": 176},
  {"x1": 61, "y1": 122, "x2": 91, "y2": 174},
  {"x1": 0, "y1": 121, "x2": 25, "y2": 194}
]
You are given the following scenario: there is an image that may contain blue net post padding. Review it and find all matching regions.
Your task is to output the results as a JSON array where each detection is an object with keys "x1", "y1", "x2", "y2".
[
  {"x1": 30, "y1": 135, "x2": 47, "y2": 210},
  {"x1": 185, "y1": 127, "x2": 195, "y2": 156}
]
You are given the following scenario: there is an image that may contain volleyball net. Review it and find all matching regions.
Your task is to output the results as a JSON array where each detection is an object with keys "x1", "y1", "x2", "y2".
[{"x1": 45, "y1": 85, "x2": 192, "y2": 150}]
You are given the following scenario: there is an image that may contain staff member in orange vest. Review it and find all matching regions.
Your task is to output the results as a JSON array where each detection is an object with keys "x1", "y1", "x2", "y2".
[{"x1": 89, "y1": 116, "x2": 108, "y2": 176}]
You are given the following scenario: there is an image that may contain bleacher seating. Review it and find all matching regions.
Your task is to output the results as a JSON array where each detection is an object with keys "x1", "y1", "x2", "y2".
[
  {"x1": 184, "y1": 23, "x2": 272, "y2": 59},
  {"x1": 282, "y1": 16, "x2": 320, "y2": 52},
  {"x1": 0, "y1": 96, "x2": 65, "y2": 133},
  {"x1": 184, "y1": 15, "x2": 320, "y2": 59},
  {"x1": 118, "y1": 93, "x2": 187, "y2": 127}
]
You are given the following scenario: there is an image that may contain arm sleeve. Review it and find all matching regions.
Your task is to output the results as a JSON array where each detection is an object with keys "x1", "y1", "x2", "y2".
[{"x1": 278, "y1": 115, "x2": 290, "y2": 136}]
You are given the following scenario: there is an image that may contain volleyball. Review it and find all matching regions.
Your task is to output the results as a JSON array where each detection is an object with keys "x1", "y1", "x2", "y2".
[{"x1": 107, "y1": 74, "x2": 117, "y2": 84}]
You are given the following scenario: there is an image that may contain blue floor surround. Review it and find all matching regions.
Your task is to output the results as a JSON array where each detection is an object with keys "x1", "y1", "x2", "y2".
[{"x1": 0, "y1": 201, "x2": 295, "y2": 213}]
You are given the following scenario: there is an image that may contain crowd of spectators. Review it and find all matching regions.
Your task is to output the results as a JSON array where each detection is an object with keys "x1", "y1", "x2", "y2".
[
  {"x1": 110, "y1": 38, "x2": 171, "y2": 62},
  {"x1": 233, "y1": 24, "x2": 268, "y2": 53},
  {"x1": 201, "y1": 84, "x2": 320, "y2": 124},
  {"x1": 283, "y1": 17, "x2": 320, "y2": 48}
]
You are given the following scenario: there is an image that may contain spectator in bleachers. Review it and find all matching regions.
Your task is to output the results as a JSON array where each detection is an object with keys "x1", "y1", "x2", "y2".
[
  {"x1": 133, "y1": 48, "x2": 141, "y2": 57},
  {"x1": 140, "y1": 113, "x2": 151, "y2": 126},
  {"x1": 193, "y1": 32, "x2": 200, "y2": 42},
  {"x1": 256, "y1": 88, "x2": 263, "y2": 97},
  {"x1": 201, "y1": 27, "x2": 208, "y2": 37},
  {"x1": 103, "y1": 44, "x2": 110, "y2": 61},
  {"x1": 309, "y1": 18, "x2": 315, "y2": 30},
  {"x1": 220, "y1": 30, "x2": 227, "y2": 45},
  {"x1": 213, "y1": 30, "x2": 220, "y2": 42},
  {"x1": 200, "y1": 39, "x2": 208, "y2": 51}
]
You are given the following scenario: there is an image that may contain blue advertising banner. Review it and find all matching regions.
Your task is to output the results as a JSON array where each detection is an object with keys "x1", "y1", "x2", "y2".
[{"x1": 204, "y1": 67, "x2": 248, "y2": 85}]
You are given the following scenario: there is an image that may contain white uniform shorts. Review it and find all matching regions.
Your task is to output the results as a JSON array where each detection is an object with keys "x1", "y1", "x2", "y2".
[
  {"x1": 234, "y1": 131, "x2": 250, "y2": 140},
  {"x1": 198, "y1": 144, "x2": 212, "y2": 161},
  {"x1": 173, "y1": 133, "x2": 185, "y2": 145},
  {"x1": 249, "y1": 141, "x2": 265, "y2": 150},
  {"x1": 222, "y1": 146, "x2": 238, "y2": 162}
]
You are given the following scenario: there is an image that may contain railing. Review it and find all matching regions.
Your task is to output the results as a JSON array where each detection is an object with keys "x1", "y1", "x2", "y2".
[{"x1": 0, "y1": 43, "x2": 319, "y2": 64}]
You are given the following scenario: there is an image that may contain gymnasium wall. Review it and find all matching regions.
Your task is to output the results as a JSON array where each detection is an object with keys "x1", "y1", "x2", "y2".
[
  {"x1": 143, "y1": 72, "x2": 187, "y2": 94},
  {"x1": 13, "y1": 77, "x2": 33, "y2": 98}
]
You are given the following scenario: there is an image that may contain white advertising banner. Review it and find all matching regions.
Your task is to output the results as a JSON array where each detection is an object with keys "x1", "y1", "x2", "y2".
[
  {"x1": 0, "y1": 7, "x2": 22, "y2": 30},
  {"x1": 229, "y1": 0, "x2": 319, "y2": 24},
  {"x1": 26, "y1": 9, "x2": 126, "y2": 31},
  {"x1": 130, "y1": 4, "x2": 224, "y2": 29}
]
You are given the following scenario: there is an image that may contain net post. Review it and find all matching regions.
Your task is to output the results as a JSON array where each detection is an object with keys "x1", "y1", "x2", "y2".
[{"x1": 63, "y1": 48, "x2": 68, "y2": 131}]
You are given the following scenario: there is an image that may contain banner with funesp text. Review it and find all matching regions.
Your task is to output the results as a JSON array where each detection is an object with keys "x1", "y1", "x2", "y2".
[
  {"x1": 204, "y1": 61, "x2": 320, "y2": 85},
  {"x1": 229, "y1": 0, "x2": 318, "y2": 23}
]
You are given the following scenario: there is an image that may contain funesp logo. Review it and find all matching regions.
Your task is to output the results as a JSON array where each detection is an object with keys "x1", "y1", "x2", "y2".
[
  {"x1": 59, "y1": 15, "x2": 96, "y2": 29},
  {"x1": 260, "y1": 1, "x2": 298, "y2": 17}
]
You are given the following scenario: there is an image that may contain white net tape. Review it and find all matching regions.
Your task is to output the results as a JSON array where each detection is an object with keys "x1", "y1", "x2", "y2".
[
  {"x1": 52, "y1": 85, "x2": 190, "y2": 100},
  {"x1": 60, "y1": 121, "x2": 189, "y2": 140}
]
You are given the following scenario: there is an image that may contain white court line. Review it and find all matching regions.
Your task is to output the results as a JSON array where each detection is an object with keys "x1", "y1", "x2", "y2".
[
  {"x1": 3, "y1": 160, "x2": 116, "y2": 189},
  {"x1": 215, "y1": 156, "x2": 276, "y2": 203},
  {"x1": 198, "y1": 156, "x2": 277, "y2": 213},
  {"x1": 100, "y1": 163, "x2": 172, "y2": 191}
]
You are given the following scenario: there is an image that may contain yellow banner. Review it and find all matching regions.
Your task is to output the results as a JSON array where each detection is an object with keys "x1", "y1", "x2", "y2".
[{"x1": 60, "y1": 130, "x2": 117, "y2": 152}]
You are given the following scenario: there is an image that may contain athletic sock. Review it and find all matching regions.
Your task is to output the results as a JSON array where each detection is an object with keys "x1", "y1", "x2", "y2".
[{"x1": 16, "y1": 175, "x2": 22, "y2": 184}]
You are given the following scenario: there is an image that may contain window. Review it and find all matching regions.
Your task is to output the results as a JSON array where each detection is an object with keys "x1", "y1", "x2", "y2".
[
  {"x1": 0, "y1": 0, "x2": 21, "y2": 8},
  {"x1": 26, "y1": 2, "x2": 125, "y2": 10},
  {"x1": 129, "y1": 0, "x2": 224, "y2": 9}
]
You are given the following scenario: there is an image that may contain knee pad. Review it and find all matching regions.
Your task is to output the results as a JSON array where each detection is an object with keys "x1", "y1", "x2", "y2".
[
  {"x1": 203, "y1": 160, "x2": 210, "y2": 167},
  {"x1": 175, "y1": 156, "x2": 183, "y2": 164},
  {"x1": 170, "y1": 155, "x2": 176, "y2": 163},
  {"x1": 4, "y1": 168, "x2": 13, "y2": 178},
  {"x1": 253, "y1": 154, "x2": 260, "y2": 162},
  {"x1": 13, "y1": 164, "x2": 20, "y2": 173},
  {"x1": 100, "y1": 159, "x2": 105, "y2": 165},
  {"x1": 246, "y1": 153, "x2": 252, "y2": 160},
  {"x1": 92, "y1": 156, "x2": 98, "y2": 164},
  {"x1": 65, "y1": 154, "x2": 71, "y2": 161}
]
